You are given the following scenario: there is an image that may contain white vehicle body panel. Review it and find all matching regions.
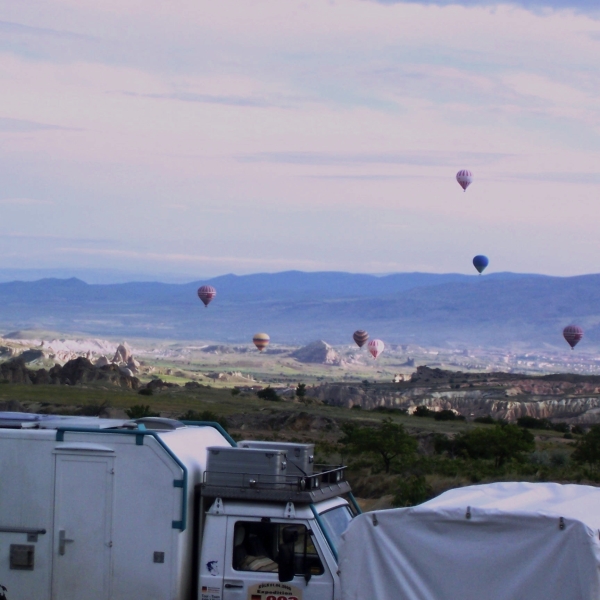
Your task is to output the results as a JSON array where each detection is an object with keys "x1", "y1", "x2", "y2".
[{"x1": 339, "y1": 482, "x2": 600, "y2": 600}]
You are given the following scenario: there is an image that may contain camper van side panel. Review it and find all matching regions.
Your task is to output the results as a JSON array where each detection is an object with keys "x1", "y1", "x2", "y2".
[{"x1": 0, "y1": 430, "x2": 57, "y2": 600}]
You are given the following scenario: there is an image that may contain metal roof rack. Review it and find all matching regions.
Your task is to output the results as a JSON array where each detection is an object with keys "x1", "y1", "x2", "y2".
[{"x1": 201, "y1": 464, "x2": 351, "y2": 504}]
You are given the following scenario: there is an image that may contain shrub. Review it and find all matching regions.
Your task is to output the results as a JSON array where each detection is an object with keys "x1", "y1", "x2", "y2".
[
  {"x1": 434, "y1": 410, "x2": 458, "y2": 421},
  {"x1": 454, "y1": 424, "x2": 535, "y2": 468},
  {"x1": 125, "y1": 405, "x2": 159, "y2": 419},
  {"x1": 473, "y1": 415, "x2": 496, "y2": 424},
  {"x1": 517, "y1": 416, "x2": 551, "y2": 430},
  {"x1": 414, "y1": 405, "x2": 433, "y2": 418},
  {"x1": 573, "y1": 425, "x2": 600, "y2": 467},
  {"x1": 178, "y1": 409, "x2": 228, "y2": 430},
  {"x1": 394, "y1": 475, "x2": 432, "y2": 507},
  {"x1": 257, "y1": 386, "x2": 280, "y2": 401},
  {"x1": 231, "y1": 388, "x2": 241, "y2": 396},
  {"x1": 138, "y1": 388, "x2": 153, "y2": 396}
]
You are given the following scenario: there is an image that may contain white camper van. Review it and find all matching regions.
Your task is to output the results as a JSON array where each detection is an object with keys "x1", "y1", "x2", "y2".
[{"x1": 0, "y1": 413, "x2": 358, "y2": 600}]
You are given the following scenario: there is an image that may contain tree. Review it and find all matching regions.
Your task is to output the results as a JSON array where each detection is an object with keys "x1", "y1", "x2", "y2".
[
  {"x1": 295, "y1": 383, "x2": 307, "y2": 399},
  {"x1": 340, "y1": 418, "x2": 417, "y2": 473},
  {"x1": 413, "y1": 405, "x2": 432, "y2": 418},
  {"x1": 454, "y1": 424, "x2": 534, "y2": 468},
  {"x1": 257, "y1": 386, "x2": 280, "y2": 401},
  {"x1": 572, "y1": 425, "x2": 600, "y2": 468}
]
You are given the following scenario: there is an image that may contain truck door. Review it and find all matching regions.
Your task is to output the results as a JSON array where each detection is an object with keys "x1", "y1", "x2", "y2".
[
  {"x1": 222, "y1": 518, "x2": 334, "y2": 600},
  {"x1": 51, "y1": 451, "x2": 114, "y2": 600}
]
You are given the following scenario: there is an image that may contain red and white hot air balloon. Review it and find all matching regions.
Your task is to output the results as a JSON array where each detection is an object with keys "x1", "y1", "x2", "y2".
[
  {"x1": 563, "y1": 325, "x2": 583, "y2": 350},
  {"x1": 197, "y1": 285, "x2": 216, "y2": 307},
  {"x1": 367, "y1": 339, "x2": 384, "y2": 359},
  {"x1": 456, "y1": 169, "x2": 473, "y2": 192}
]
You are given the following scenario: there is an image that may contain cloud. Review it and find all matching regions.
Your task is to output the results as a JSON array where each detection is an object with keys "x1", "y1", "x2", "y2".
[
  {"x1": 502, "y1": 172, "x2": 600, "y2": 184},
  {"x1": 236, "y1": 151, "x2": 511, "y2": 167},
  {"x1": 369, "y1": 0, "x2": 598, "y2": 9},
  {"x1": 0, "y1": 117, "x2": 79, "y2": 133},
  {"x1": 123, "y1": 91, "x2": 274, "y2": 108},
  {"x1": 0, "y1": 197, "x2": 54, "y2": 205},
  {"x1": 0, "y1": 20, "x2": 92, "y2": 41}
]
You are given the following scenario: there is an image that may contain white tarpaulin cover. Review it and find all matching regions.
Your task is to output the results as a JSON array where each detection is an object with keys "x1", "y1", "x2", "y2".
[{"x1": 339, "y1": 482, "x2": 600, "y2": 600}]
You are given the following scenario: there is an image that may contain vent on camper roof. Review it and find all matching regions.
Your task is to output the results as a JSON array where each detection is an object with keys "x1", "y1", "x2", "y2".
[{"x1": 134, "y1": 417, "x2": 185, "y2": 431}]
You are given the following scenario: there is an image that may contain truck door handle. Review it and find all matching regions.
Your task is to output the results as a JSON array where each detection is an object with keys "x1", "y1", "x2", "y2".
[
  {"x1": 225, "y1": 583, "x2": 244, "y2": 589},
  {"x1": 59, "y1": 529, "x2": 74, "y2": 555}
]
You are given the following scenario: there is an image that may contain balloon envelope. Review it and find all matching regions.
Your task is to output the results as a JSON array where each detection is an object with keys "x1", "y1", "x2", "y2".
[
  {"x1": 472, "y1": 255, "x2": 489, "y2": 274},
  {"x1": 253, "y1": 333, "x2": 270, "y2": 352},
  {"x1": 563, "y1": 325, "x2": 583, "y2": 349},
  {"x1": 353, "y1": 330, "x2": 369, "y2": 348},
  {"x1": 456, "y1": 169, "x2": 473, "y2": 191},
  {"x1": 197, "y1": 285, "x2": 216, "y2": 307},
  {"x1": 368, "y1": 339, "x2": 384, "y2": 359}
]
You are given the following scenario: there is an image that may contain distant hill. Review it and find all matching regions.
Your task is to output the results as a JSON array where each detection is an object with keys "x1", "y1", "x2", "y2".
[{"x1": 0, "y1": 271, "x2": 596, "y2": 349}]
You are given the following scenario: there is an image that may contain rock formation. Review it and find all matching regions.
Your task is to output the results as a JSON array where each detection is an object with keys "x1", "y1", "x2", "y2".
[
  {"x1": 0, "y1": 357, "x2": 139, "y2": 389},
  {"x1": 113, "y1": 343, "x2": 133, "y2": 364},
  {"x1": 291, "y1": 340, "x2": 342, "y2": 365},
  {"x1": 311, "y1": 366, "x2": 600, "y2": 424}
]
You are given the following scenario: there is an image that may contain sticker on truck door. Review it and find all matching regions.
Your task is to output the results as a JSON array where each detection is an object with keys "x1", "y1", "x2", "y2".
[
  {"x1": 202, "y1": 585, "x2": 222, "y2": 600},
  {"x1": 247, "y1": 582, "x2": 302, "y2": 600}
]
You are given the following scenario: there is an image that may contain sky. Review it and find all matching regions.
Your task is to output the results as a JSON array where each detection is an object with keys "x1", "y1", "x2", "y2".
[{"x1": 0, "y1": 0, "x2": 599, "y2": 280}]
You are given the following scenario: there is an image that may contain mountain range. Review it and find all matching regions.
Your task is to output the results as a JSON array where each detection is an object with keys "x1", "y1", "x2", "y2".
[{"x1": 0, "y1": 270, "x2": 597, "y2": 349}]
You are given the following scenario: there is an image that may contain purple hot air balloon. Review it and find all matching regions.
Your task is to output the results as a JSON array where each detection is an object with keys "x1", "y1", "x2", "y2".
[
  {"x1": 353, "y1": 330, "x2": 369, "y2": 348},
  {"x1": 197, "y1": 285, "x2": 216, "y2": 307},
  {"x1": 563, "y1": 325, "x2": 583, "y2": 350},
  {"x1": 456, "y1": 169, "x2": 473, "y2": 192}
]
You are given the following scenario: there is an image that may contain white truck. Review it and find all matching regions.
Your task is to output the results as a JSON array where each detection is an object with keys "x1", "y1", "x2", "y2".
[
  {"x1": 0, "y1": 413, "x2": 358, "y2": 600},
  {"x1": 4, "y1": 412, "x2": 600, "y2": 600}
]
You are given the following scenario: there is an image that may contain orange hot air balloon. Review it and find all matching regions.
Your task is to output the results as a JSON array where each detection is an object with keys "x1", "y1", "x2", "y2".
[
  {"x1": 197, "y1": 285, "x2": 216, "y2": 307},
  {"x1": 367, "y1": 339, "x2": 384, "y2": 359},
  {"x1": 253, "y1": 333, "x2": 270, "y2": 352},
  {"x1": 353, "y1": 330, "x2": 369, "y2": 348}
]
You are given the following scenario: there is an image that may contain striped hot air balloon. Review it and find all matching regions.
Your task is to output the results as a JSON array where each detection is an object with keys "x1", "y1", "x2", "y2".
[
  {"x1": 563, "y1": 325, "x2": 583, "y2": 350},
  {"x1": 367, "y1": 339, "x2": 384, "y2": 359},
  {"x1": 197, "y1": 285, "x2": 216, "y2": 307},
  {"x1": 456, "y1": 169, "x2": 473, "y2": 192},
  {"x1": 353, "y1": 330, "x2": 369, "y2": 348},
  {"x1": 253, "y1": 333, "x2": 270, "y2": 352}
]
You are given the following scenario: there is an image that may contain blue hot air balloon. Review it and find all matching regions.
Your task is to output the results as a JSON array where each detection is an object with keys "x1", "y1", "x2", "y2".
[{"x1": 472, "y1": 255, "x2": 489, "y2": 274}]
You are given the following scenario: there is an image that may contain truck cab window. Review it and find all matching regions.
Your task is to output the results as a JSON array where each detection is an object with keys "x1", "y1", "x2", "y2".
[
  {"x1": 233, "y1": 522, "x2": 324, "y2": 576},
  {"x1": 318, "y1": 505, "x2": 353, "y2": 554}
]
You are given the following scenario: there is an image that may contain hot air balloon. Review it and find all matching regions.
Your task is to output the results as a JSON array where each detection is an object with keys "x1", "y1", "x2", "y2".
[
  {"x1": 367, "y1": 339, "x2": 384, "y2": 359},
  {"x1": 563, "y1": 325, "x2": 583, "y2": 350},
  {"x1": 197, "y1": 285, "x2": 216, "y2": 307},
  {"x1": 472, "y1": 255, "x2": 489, "y2": 274},
  {"x1": 456, "y1": 169, "x2": 473, "y2": 192},
  {"x1": 253, "y1": 333, "x2": 270, "y2": 352},
  {"x1": 353, "y1": 330, "x2": 369, "y2": 348}
]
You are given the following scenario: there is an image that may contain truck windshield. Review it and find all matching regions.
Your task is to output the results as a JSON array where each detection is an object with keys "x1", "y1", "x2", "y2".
[{"x1": 318, "y1": 505, "x2": 354, "y2": 555}]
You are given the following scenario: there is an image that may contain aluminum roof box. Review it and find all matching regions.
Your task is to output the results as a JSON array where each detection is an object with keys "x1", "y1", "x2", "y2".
[
  {"x1": 206, "y1": 446, "x2": 288, "y2": 488},
  {"x1": 238, "y1": 440, "x2": 314, "y2": 475}
]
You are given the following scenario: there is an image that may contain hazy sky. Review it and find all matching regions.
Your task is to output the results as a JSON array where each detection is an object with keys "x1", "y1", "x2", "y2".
[{"x1": 1, "y1": 0, "x2": 599, "y2": 279}]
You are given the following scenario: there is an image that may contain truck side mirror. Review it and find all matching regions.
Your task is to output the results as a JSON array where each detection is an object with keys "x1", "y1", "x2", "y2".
[{"x1": 278, "y1": 527, "x2": 298, "y2": 583}]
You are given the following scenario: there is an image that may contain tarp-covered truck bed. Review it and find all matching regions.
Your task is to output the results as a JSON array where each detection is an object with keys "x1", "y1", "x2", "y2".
[{"x1": 339, "y1": 482, "x2": 600, "y2": 600}]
